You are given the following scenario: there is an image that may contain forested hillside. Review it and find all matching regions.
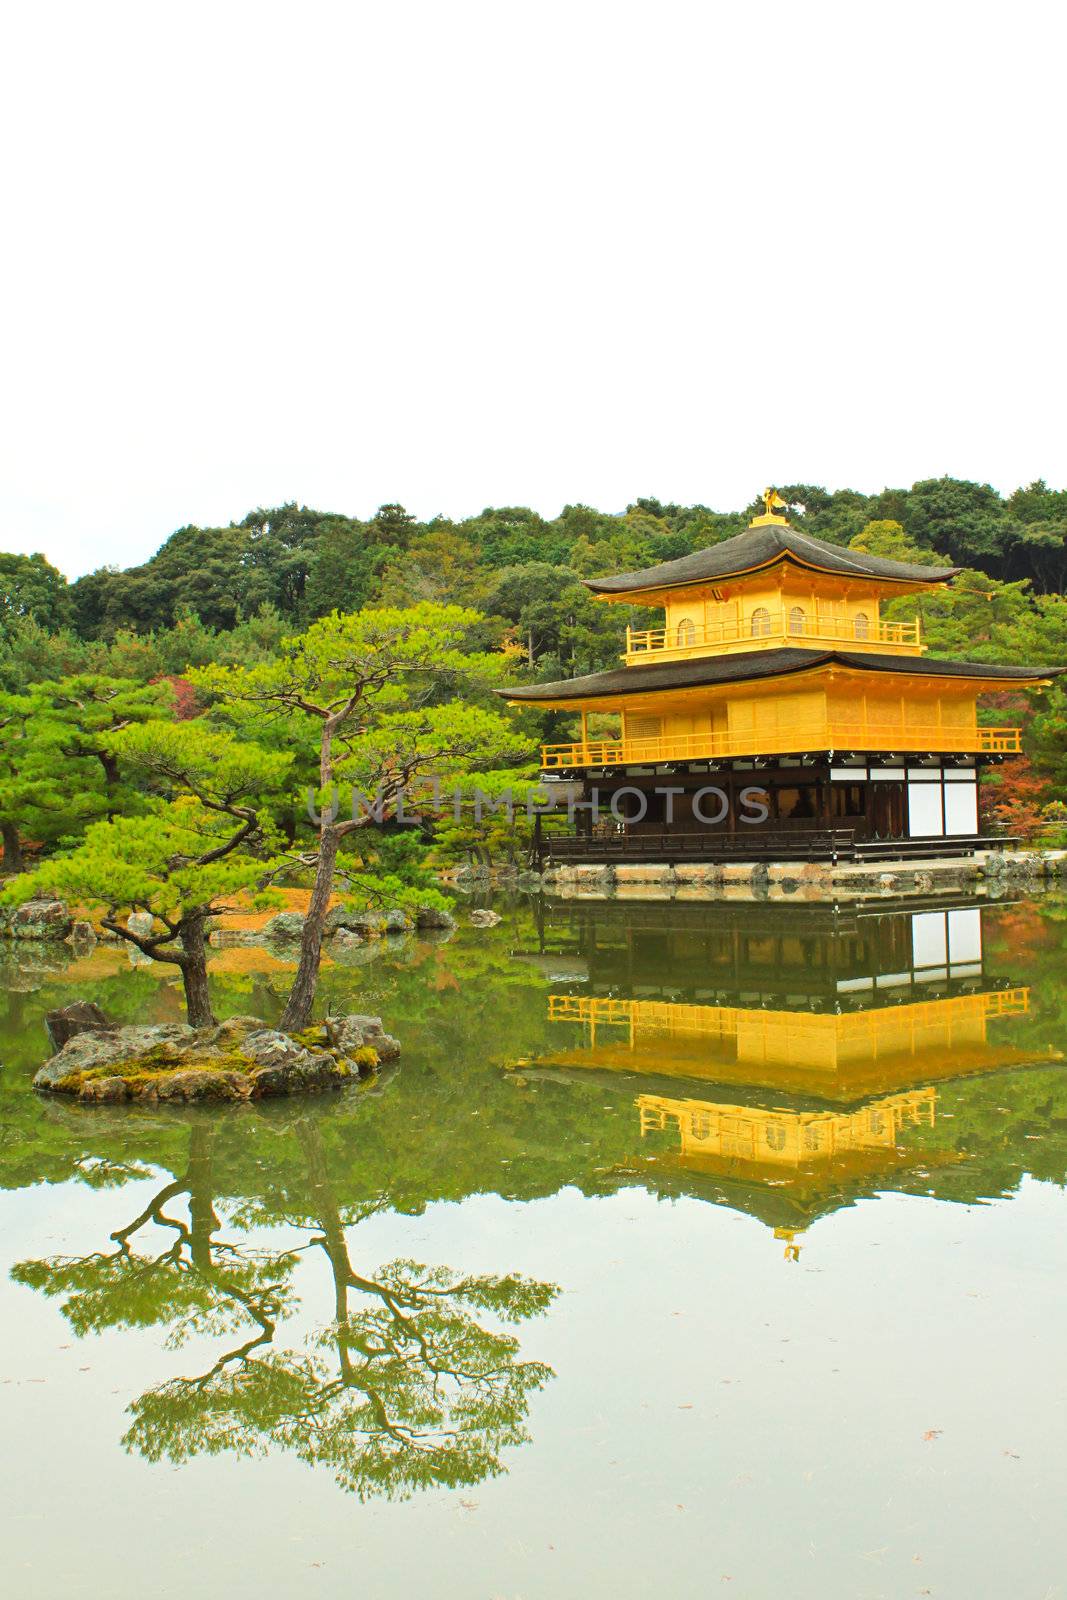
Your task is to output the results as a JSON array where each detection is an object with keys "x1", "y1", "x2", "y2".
[{"x1": 3, "y1": 476, "x2": 1067, "y2": 839}]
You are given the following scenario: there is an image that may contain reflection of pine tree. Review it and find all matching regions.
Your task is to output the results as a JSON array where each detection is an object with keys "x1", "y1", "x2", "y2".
[
  {"x1": 14, "y1": 1119, "x2": 558, "y2": 1500},
  {"x1": 13, "y1": 1122, "x2": 296, "y2": 1350}
]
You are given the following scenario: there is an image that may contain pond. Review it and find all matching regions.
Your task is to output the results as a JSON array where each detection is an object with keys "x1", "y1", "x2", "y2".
[{"x1": 4, "y1": 893, "x2": 1067, "y2": 1599}]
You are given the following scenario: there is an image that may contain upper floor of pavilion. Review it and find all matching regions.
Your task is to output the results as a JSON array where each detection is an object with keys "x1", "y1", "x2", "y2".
[{"x1": 588, "y1": 489, "x2": 958, "y2": 664}]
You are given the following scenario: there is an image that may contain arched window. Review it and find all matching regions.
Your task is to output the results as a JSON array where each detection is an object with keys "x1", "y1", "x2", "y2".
[
  {"x1": 854, "y1": 611, "x2": 870, "y2": 640},
  {"x1": 788, "y1": 606, "x2": 806, "y2": 636},
  {"x1": 750, "y1": 606, "x2": 772, "y2": 638},
  {"x1": 676, "y1": 617, "x2": 696, "y2": 647}
]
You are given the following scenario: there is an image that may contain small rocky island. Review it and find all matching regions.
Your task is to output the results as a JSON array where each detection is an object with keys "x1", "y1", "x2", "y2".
[{"x1": 35, "y1": 1004, "x2": 400, "y2": 1104}]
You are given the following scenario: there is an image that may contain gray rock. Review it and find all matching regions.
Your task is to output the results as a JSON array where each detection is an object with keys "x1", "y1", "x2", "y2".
[
  {"x1": 450, "y1": 863, "x2": 491, "y2": 882},
  {"x1": 34, "y1": 1023, "x2": 195, "y2": 1090},
  {"x1": 66, "y1": 920, "x2": 97, "y2": 946},
  {"x1": 33, "y1": 1013, "x2": 402, "y2": 1102},
  {"x1": 324, "y1": 1013, "x2": 401, "y2": 1063},
  {"x1": 325, "y1": 906, "x2": 413, "y2": 938},
  {"x1": 323, "y1": 905, "x2": 365, "y2": 936},
  {"x1": 79, "y1": 1076, "x2": 130, "y2": 1104},
  {"x1": 469, "y1": 909, "x2": 503, "y2": 927},
  {"x1": 324, "y1": 906, "x2": 387, "y2": 937},
  {"x1": 263, "y1": 911, "x2": 307, "y2": 941},
  {"x1": 8, "y1": 900, "x2": 73, "y2": 941},
  {"x1": 126, "y1": 911, "x2": 155, "y2": 939},
  {"x1": 45, "y1": 1001, "x2": 112, "y2": 1052}
]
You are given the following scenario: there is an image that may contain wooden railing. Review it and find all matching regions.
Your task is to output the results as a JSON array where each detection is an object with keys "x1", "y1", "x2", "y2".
[
  {"x1": 540, "y1": 723, "x2": 1022, "y2": 769},
  {"x1": 539, "y1": 829, "x2": 1012, "y2": 865},
  {"x1": 625, "y1": 614, "x2": 923, "y2": 661},
  {"x1": 546, "y1": 828, "x2": 857, "y2": 862}
]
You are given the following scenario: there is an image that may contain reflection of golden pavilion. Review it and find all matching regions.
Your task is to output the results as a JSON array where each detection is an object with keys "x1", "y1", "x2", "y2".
[
  {"x1": 547, "y1": 987, "x2": 1035, "y2": 1103},
  {"x1": 638, "y1": 1087, "x2": 937, "y2": 1182},
  {"x1": 524, "y1": 901, "x2": 1062, "y2": 1243}
]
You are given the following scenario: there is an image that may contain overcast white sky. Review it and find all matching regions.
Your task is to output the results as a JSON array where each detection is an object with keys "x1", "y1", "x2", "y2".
[{"x1": 1, "y1": 1, "x2": 1063, "y2": 579}]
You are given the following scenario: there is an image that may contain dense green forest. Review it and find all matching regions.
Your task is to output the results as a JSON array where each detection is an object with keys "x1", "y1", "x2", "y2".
[{"x1": 3, "y1": 476, "x2": 1067, "y2": 852}]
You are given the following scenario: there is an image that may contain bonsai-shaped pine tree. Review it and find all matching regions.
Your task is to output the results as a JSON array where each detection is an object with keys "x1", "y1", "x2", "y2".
[
  {"x1": 192, "y1": 603, "x2": 525, "y2": 1030},
  {"x1": 4, "y1": 722, "x2": 291, "y2": 1027},
  {"x1": 0, "y1": 675, "x2": 172, "y2": 872},
  {"x1": 36, "y1": 673, "x2": 174, "y2": 819}
]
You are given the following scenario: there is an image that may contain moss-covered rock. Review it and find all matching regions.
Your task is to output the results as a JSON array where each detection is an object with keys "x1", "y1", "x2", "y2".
[{"x1": 33, "y1": 1013, "x2": 400, "y2": 1105}]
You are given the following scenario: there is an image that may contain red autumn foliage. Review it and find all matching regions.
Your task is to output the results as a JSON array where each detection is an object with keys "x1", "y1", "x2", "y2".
[
  {"x1": 982, "y1": 756, "x2": 1050, "y2": 841},
  {"x1": 158, "y1": 675, "x2": 201, "y2": 721}
]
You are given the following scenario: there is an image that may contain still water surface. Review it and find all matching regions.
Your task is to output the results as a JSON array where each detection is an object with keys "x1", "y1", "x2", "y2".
[{"x1": 3, "y1": 894, "x2": 1067, "y2": 1599}]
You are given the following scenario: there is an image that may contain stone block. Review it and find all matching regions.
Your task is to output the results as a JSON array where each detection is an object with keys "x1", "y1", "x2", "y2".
[
  {"x1": 674, "y1": 864, "x2": 724, "y2": 885},
  {"x1": 613, "y1": 864, "x2": 676, "y2": 884},
  {"x1": 721, "y1": 863, "x2": 758, "y2": 884}
]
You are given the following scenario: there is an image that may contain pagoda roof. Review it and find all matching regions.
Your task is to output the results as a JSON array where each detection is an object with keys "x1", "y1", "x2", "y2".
[
  {"x1": 583, "y1": 522, "x2": 959, "y2": 595},
  {"x1": 503, "y1": 647, "x2": 1065, "y2": 703}
]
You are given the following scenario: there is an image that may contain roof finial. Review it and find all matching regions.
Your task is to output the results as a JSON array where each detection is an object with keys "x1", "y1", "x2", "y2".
[{"x1": 750, "y1": 487, "x2": 790, "y2": 528}]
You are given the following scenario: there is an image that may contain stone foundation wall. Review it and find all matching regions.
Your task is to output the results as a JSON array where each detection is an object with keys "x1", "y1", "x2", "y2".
[{"x1": 541, "y1": 850, "x2": 1067, "y2": 903}]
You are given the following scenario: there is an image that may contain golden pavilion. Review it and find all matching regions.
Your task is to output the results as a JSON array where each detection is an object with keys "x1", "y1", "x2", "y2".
[{"x1": 506, "y1": 489, "x2": 1063, "y2": 864}]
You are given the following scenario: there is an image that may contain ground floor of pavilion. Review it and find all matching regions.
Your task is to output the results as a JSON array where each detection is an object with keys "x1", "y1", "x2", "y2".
[{"x1": 533, "y1": 754, "x2": 1010, "y2": 866}]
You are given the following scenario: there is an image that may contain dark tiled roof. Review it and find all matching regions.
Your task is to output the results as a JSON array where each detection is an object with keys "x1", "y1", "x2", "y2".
[
  {"x1": 503, "y1": 648, "x2": 1064, "y2": 703},
  {"x1": 583, "y1": 523, "x2": 959, "y2": 593}
]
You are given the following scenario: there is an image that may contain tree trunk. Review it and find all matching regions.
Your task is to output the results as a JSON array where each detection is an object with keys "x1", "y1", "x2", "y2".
[
  {"x1": 97, "y1": 750, "x2": 121, "y2": 819},
  {"x1": 1, "y1": 821, "x2": 23, "y2": 875},
  {"x1": 280, "y1": 824, "x2": 340, "y2": 1032},
  {"x1": 179, "y1": 915, "x2": 217, "y2": 1029}
]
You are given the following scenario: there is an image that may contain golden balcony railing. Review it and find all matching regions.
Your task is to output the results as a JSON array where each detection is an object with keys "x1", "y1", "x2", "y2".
[
  {"x1": 624, "y1": 614, "x2": 923, "y2": 662},
  {"x1": 539, "y1": 722, "x2": 1022, "y2": 769},
  {"x1": 548, "y1": 990, "x2": 1031, "y2": 1031}
]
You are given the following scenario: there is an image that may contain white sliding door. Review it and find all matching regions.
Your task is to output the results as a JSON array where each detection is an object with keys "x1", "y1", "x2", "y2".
[
  {"x1": 908, "y1": 782, "x2": 944, "y2": 837},
  {"x1": 944, "y1": 780, "x2": 978, "y2": 835}
]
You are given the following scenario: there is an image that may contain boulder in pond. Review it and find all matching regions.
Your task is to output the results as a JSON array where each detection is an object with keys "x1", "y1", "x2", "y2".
[
  {"x1": 469, "y1": 908, "x2": 503, "y2": 927},
  {"x1": 33, "y1": 1013, "x2": 400, "y2": 1103},
  {"x1": 45, "y1": 1001, "x2": 113, "y2": 1052},
  {"x1": 324, "y1": 906, "x2": 412, "y2": 938},
  {"x1": 324, "y1": 1013, "x2": 401, "y2": 1063},
  {"x1": 263, "y1": 911, "x2": 307, "y2": 941},
  {"x1": 3, "y1": 900, "x2": 73, "y2": 941},
  {"x1": 414, "y1": 905, "x2": 456, "y2": 931}
]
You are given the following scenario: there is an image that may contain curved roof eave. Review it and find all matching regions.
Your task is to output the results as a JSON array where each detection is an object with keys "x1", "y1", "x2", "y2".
[
  {"x1": 499, "y1": 648, "x2": 1065, "y2": 705},
  {"x1": 582, "y1": 525, "x2": 960, "y2": 596}
]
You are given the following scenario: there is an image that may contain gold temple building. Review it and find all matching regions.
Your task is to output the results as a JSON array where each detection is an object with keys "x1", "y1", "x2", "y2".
[{"x1": 505, "y1": 490, "x2": 1064, "y2": 864}]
